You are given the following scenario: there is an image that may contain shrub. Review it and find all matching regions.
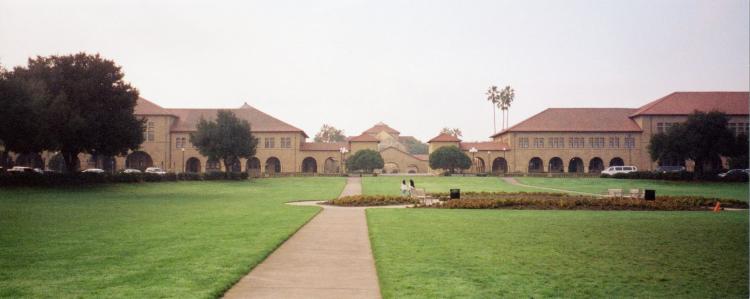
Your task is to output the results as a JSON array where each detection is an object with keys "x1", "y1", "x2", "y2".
[
  {"x1": 325, "y1": 195, "x2": 419, "y2": 206},
  {"x1": 177, "y1": 172, "x2": 202, "y2": 181},
  {"x1": 112, "y1": 172, "x2": 143, "y2": 183},
  {"x1": 203, "y1": 171, "x2": 226, "y2": 180}
]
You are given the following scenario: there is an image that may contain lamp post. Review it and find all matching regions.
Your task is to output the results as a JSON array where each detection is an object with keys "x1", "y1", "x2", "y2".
[
  {"x1": 469, "y1": 147, "x2": 478, "y2": 174},
  {"x1": 181, "y1": 148, "x2": 185, "y2": 173},
  {"x1": 339, "y1": 147, "x2": 349, "y2": 174}
]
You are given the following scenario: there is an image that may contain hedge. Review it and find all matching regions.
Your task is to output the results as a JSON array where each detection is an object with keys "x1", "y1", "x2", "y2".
[
  {"x1": 325, "y1": 195, "x2": 419, "y2": 206},
  {"x1": 0, "y1": 171, "x2": 250, "y2": 187}
]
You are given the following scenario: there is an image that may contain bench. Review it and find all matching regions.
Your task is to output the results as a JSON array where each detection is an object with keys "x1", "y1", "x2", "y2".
[{"x1": 606, "y1": 188, "x2": 644, "y2": 199}]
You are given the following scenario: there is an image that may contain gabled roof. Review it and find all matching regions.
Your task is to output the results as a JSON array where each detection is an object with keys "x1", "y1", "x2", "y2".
[
  {"x1": 300, "y1": 142, "x2": 348, "y2": 151},
  {"x1": 134, "y1": 97, "x2": 172, "y2": 115},
  {"x1": 460, "y1": 141, "x2": 510, "y2": 151},
  {"x1": 134, "y1": 100, "x2": 308, "y2": 137},
  {"x1": 491, "y1": 108, "x2": 642, "y2": 138},
  {"x1": 428, "y1": 133, "x2": 462, "y2": 143},
  {"x1": 349, "y1": 133, "x2": 380, "y2": 142},
  {"x1": 364, "y1": 122, "x2": 400, "y2": 135},
  {"x1": 631, "y1": 92, "x2": 749, "y2": 117}
]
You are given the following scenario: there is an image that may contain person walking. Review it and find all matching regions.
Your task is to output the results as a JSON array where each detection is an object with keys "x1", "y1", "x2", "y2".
[
  {"x1": 409, "y1": 179, "x2": 416, "y2": 194},
  {"x1": 400, "y1": 180, "x2": 409, "y2": 197}
]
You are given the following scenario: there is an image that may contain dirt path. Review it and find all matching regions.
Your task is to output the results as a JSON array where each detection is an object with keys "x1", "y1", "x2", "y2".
[{"x1": 223, "y1": 177, "x2": 381, "y2": 299}]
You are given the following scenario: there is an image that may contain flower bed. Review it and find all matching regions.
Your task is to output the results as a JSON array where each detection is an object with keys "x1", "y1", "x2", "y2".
[
  {"x1": 325, "y1": 195, "x2": 419, "y2": 207},
  {"x1": 421, "y1": 192, "x2": 747, "y2": 211}
]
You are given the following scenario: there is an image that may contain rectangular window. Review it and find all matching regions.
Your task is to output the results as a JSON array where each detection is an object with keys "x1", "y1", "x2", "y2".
[
  {"x1": 264, "y1": 137, "x2": 275, "y2": 148},
  {"x1": 518, "y1": 137, "x2": 529, "y2": 148},
  {"x1": 145, "y1": 121, "x2": 155, "y2": 142},
  {"x1": 624, "y1": 136, "x2": 635, "y2": 148},
  {"x1": 533, "y1": 138, "x2": 544, "y2": 148},
  {"x1": 609, "y1": 137, "x2": 619, "y2": 148},
  {"x1": 280, "y1": 137, "x2": 292, "y2": 148},
  {"x1": 176, "y1": 137, "x2": 182, "y2": 148},
  {"x1": 569, "y1": 137, "x2": 584, "y2": 148},
  {"x1": 729, "y1": 123, "x2": 749, "y2": 135},
  {"x1": 548, "y1": 137, "x2": 564, "y2": 148},
  {"x1": 589, "y1": 137, "x2": 604, "y2": 148}
]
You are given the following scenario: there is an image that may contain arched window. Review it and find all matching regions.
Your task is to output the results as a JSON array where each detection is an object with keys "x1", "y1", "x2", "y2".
[
  {"x1": 474, "y1": 157, "x2": 486, "y2": 173},
  {"x1": 186, "y1": 157, "x2": 201, "y2": 173},
  {"x1": 126, "y1": 151, "x2": 153, "y2": 171},
  {"x1": 589, "y1": 157, "x2": 604, "y2": 173},
  {"x1": 323, "y1": 158, "x2": 339, "y2": 174},
  {"x1": 568, "y1": 157, "x2": 584, "y2": 173},
  {"x1": 302, "y1": 157, "x2": 317, "y2": 173},
  {"x1": 548, "y1": 157, "x2": 564, "y2": 173},
  {"x1": 265, "y1": 157, "x2": 281, "y2": 174},
  {"x1": 528, "y1": 157, "x2": 544, "y2": 173},
  {"x1": 247, "y1": 157, "x2": 261, "y2": 177},
  {"x1": 609, "y1": 157, "x2": 624, "y2": 167},
  {"x1": 492, "y1": 157, "x2": 508, "y2": 174}
]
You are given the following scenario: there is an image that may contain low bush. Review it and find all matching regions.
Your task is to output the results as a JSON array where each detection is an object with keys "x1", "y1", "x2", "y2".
[
  {"x1": 177, "y1": 172, "x2": 202, "y2": 181},
  {"x1": 418, "y1": 192, "x2": 747, "y2": 211},
  {"x1": 325, "y1": 195, "x2": 419, "y2": 206}
]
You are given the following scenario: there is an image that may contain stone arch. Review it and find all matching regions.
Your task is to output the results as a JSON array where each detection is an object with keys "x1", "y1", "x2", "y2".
[
  {"x1": 568, "y1": 157, "x2": 584, "y2": 173},
  {"x1": 406, "y1": 164, "x2": 419, "y2": 174},
  {"x1": 126, "y1": 151, "x2": 153, "y2": 171},
  {"x1": 548, "y1": 157, "x2": 564, "y2": 173},
  {"x1": 265, "y1": 157, "x2": 281, "y2": 174},
  {"x1": 609, "y1": 157, "x2": 624, "y2": 167},
  {"x1": 383, "y1": 162, "x2": 399, "y2": 174},
  {"x1": 491, "y1": 157, "x2": 508, "y2": 174},
  {"x1": 474, "y1": 157, "x2": 486, "y2": 173},
  {"x1": 48, "y1": 153, "x2": 66, "y2": 172},
  {"x1": 323, "y1": 157, "x2": 339, "y2": 174},
  {"x1": 302, "y1": 157, "x2": 318, "y2": 173},
  {"x1": 246, "y1": 157, "x2": 261, "y2": 177},
  {"x1": 228, "y1": 157, "x2": 241, "y2": 173},
  {"x1": 206, "y1": 159, "x2": 221, "y2": 172},
  {"x1": 589, "y1": 157, "x2": 604, "y2": 173},
  {"x1": 528, "y1": 157, "x2": 544, "y2": 173},
  {"x1": 16, "y1": 153, "x2": 43, "y2": 169},
  {"x1": 186, "y1": 157, "x2": 201, "y2": 173}
]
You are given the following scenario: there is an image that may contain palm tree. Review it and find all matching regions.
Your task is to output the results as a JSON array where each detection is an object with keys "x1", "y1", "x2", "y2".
[
  {"x1": 486, "y1": 86, "x2": 500, "y2": 133},
  {"x1": 499, "y1": 86, "x2": 515, "y2": 130}
]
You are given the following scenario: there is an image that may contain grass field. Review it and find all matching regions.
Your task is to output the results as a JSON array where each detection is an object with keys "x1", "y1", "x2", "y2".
[
  {"x1": 362, "y1": 176, "x2": 536, "y2": 195},
  {"x1": 0, "y1": 178, "x2": 345, "y2": 298},
  {"x1": 367, "y1": 209, "x2": 749, "y2": 298},
  {"x1": 517, "y1": 177, "x2": 749, "y2": 201}
]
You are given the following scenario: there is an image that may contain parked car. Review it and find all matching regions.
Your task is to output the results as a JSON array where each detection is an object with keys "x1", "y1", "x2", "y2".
[
  {"x1": 601, "y1": 166, "x2": 638, "y2": 175},
  {"x1": 145, "y1": 167, "x2": 166, "y2": 175},
  {"x1": 122, "y1": 168, "x2": 142, "y2": 174},
  {"x1": 82, "y1": 168, "x2": 105, "y2": 174},
  {"x1": 718, "y1": 169, "x2": 750, "y2": 178},
  {"x1": 655, "y1": 166, "x2": 686, "y2": 173},
  {"x1": 7, "y1": 166, "x2": 43, "y2": 174}
]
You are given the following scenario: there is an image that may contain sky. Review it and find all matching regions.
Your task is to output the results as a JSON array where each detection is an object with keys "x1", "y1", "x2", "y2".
[{"x1": 1, "y1": 0, "x2": 748, "y2": 142}]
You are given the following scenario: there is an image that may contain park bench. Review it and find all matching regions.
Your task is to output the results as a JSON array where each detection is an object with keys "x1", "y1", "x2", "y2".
[
  {"x1": 607, "y1": 188, "x2": 623, "y2": 197},
  {"x1": 628, "y1": 188, "x2": 644, "y2": 199}
]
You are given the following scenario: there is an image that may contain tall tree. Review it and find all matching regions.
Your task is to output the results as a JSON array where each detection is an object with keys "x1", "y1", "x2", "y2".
[
  {"x1": 0, "y1": 66, "x2": 47, "y2": 168},
  {"x1": 440, "y1": 127, "x2": 463, "y2": 138},
  {"x1": 190, "y1": 110, "x2": 258, "y2": 174},
  {"x1": 486, "y1": 85, "x2": 500, "y2": 133},
  {"x1": 728, "y1": 133, "x2": 749, "y2": 169},
  {"x1": 648, "y1": 111, "x2": 736, "y2": 174},
  {"x1": 7, "y1": 53, "x2": 144, "y2": 173},
  {"x1": 499, "y1": 86, "x2": 515, "y2": 130},
  {"x1": 400, "y1": 136, "x2": 428, "y2": 155},
  {"x1": 346, "y1": 149, "x2": 384, "y2": 173},
  {"x1": 429, "y1": 145, "x2": 471, "y2": 174},
  {"x1": 313, "y1": 124, "x2": 346, "y2": 143}
]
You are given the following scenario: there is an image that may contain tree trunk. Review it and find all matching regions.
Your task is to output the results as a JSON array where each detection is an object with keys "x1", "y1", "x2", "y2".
[
  {"x1": 223, "y1": 158, "x2": 230, "y2": 178},
  {"x1": 493, "y1": 104, "x2": 497, "y2": 133},
  {"x1": 63, "y1": 151, "x2": 78, "y2": 173}
]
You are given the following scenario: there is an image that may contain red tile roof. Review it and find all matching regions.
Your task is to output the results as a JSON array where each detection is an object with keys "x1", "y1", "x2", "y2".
[
  {"x1": 491, "y1": 108, "x2": 642, "y2": 138},
  {"x1": 413, "y1": 154, "x2": 428, "y2": 161},
  {"x1": 349, "y1": 133, "x2": 380, "y2": 142},
  {"x1": 134, "y1": 100, "x2": 308, "y2": 137},
  {"x1": 300, "y1": 142, "x2": 348, "y2": 151},
  {"x1": 363, "y1": 122, "x2": 400, "y2": 135},
  {"x1": 631, "y1": 92, "x2": 749, "y2": 117},
  {"x1": 460, "y1": 141, "x2": 510, "y2": 151},
  {"x1": 428, "y1": 133, "x2": 462, "y2": 143}
]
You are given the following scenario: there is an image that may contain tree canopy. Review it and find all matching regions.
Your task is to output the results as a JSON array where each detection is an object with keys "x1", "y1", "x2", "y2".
[
  {"x1": 0, "y1": 53, "x2": 144, "y2": 172},
  {"x1": 429, "y1": 145, "x2": 471, "y2": 174},
  {"x1": 400, "y1": 136, "x2": 428, "y2": 155},
  {"x1": 648, "y1": 111, "x2": 738, "y2": 173},
  {"x1": 190, "y1": 110, "x2": 258, "y2": 173},
  {"x1": 440, "y1": 127, "x2": 463, "y2": 138},
  {"x1": 313, "y1": 124, "x2": 346, "y2": 143},
  {"x1": 346, "y1": 149, "x2": 384, "y2": 173}
]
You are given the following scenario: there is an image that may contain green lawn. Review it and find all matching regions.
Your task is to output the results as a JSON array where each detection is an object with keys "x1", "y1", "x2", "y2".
[
  {"x1": 517, "y1": 177, "x2": 749, "y2": 201},
  {"x1": 0, "y1": 177, "x2": 345, "y2": 299},
  {"x1": 367, "y1": 209, "x2": 749, "y2": 298},
  {"x1": 362, "y1": 176, "x2": 536, "y2": 195}
]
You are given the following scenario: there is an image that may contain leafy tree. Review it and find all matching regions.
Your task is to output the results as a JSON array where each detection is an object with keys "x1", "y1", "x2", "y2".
[
  {"x1": 190, "y1": 110, "x2": 258, "y2": 174},
  {"x1": 3, "y1": 53, "x2": 144, "y2": 173},
  {"x1": 0, "y1": 66, "x2": 46, "y2": 168},
  {"x1": 400, "y1": 136, "x2": 428, "y2": 155},
  {"x1": 499, "y1": 86, "x2": 515, "y2": 130},
  {"x1": 440, "y1": 127, "x2": 463, "y2": 138},
  {"x1": 648, "y1": 111, "x2": 736, "y2": 174},
  {"x1": 486, "y1": 85, "x2": 500, "y2": 133},
  {"x1": 313, "y1": 124, "x2": 346, "y2": 143},
  {"x1": 728, "y1": 133, "x2": 749, "y2": 169},
  {"x1": 429, "y1": 145, "x2": 471, "y2": 174},
  {"x1": 347, "y1": 149, "x2": 384, "y2": 173}
]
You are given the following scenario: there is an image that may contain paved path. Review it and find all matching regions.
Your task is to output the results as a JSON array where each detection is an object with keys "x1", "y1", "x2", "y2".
[
  {"x1": 502, "y1": 177, "x2": 604, "y2": 197},
  {"x1": 223, "y1": 177, "x2": 381, "y2": 299}
]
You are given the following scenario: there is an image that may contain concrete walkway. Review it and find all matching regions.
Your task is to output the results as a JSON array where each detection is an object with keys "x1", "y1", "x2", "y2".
[
  {"x1": 502, "y1": 177, "x2": 604, "y2": 197},
  {"x1": 223, "y1": 177, "x2": 381, "y2": 299}
]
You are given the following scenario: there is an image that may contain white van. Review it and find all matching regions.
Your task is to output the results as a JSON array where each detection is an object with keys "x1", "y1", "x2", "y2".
[{"x1": 602, "y1": 166, "x2": 637, "y2": 175}]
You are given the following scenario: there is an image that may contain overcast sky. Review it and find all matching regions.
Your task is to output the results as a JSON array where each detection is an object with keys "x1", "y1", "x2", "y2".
[{"x1": 1, "y1": 0, "x2": 748, "y2": 141}]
